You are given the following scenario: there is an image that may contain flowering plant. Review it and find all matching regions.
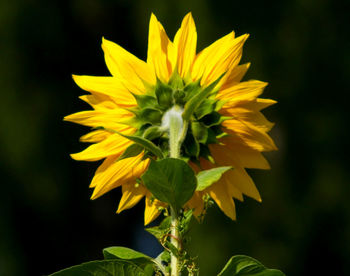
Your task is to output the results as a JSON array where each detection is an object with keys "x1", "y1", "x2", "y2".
[{"x1": 52, "y1": 13, "x2": 285, "y2": 276}]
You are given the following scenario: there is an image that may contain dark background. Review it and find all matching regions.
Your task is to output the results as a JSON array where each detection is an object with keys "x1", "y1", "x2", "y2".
[{"x1": 1, "y1": 0, "x2": 349, "y2": 275}]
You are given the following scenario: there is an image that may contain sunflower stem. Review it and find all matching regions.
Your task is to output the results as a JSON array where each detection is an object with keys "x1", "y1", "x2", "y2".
[
  {"x1": 167, "y1": 105, "x2": 187, "y2": 276},
  {"x1": 162, "y1": 105, "x2": 184, "y2": 159},
  {"x1": 170, "y1": 207, "x2": 180, "y2": 276}
]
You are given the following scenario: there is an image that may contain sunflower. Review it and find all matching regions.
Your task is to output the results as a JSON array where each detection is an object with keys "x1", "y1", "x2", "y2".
[{"x1": 64, "y1": 13, "x2": 277, "y2": 225}]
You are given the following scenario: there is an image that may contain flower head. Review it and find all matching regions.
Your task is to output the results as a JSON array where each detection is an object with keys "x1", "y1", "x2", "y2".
[{"x1": 65, "y1": 13, "x2": 277, "y2": 225}]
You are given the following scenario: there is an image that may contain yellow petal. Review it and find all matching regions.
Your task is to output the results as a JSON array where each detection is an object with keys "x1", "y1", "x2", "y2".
[
  {"x1": 80, "y1": 130, "x2": 111, "y2": 143},
  {"x1": 222, "y1": 119, "x2": 277, "y2": 152},
  {"x1": 71, "y1": 133, "x2": 133, "y2": 161},
  {"x1": 89, "y1": 155, "x2": 117, "y2": 187},
  {"x1": 225, "y1": 168, "x2": 261, "y2": 202},
  {"x1": 144, "y1": 195, "x2": 164, "y2": 225},
  {"x1": 221, "y1": 63, "x2": 250, "y2": 90},
  {"x1": 192, "y1": 33, "x2": 249, "y2": 86},
  {"x1": 91, "y1": 154, "x2": 149, "y2": 199},
  {"x1": 173, "y1": 12, "x2": 197, "y2": 79},
  {"x1": 147, "y1": 14, "x2": 175, "y2": 82},
  {"x1": 218, "y1": 80, "x2": 268, "y2": 103},
  {"x1": 222, "y1": 174, "x2": 244, "y2": 201},
  {"x1": 64, "y1": 108, "x2": 134, "y2": 129},
  {"x1": 221, "y1": 107, "x2": 275, "y2": 132},
  {"x1": 210, "y1": 143, "x2": 270, "y2": 170},
  {"x1": 73, "y1": 75, "x2": 137, "y2": 107},
  {"x1": 238, "y1": 98, "x2": 277, "y2": 111},
  {"x1": 79, "y1": 94, "x2": 117, "y2": 110},
  {"x1": 210, "y1": 146, "x2": 261, "y2": 201},
  {"x1": 102, "y1": 37, "x2": 155, "y2": 93},
  {"x1": 117, "y1": 183, "x2": 147, "y2": 213},
  {"x1": 208, "y1": 182, "x2": 236, "y2": 220},
  {"x1": 186, "y1": 191, "x2": 205, "y2": 217}
]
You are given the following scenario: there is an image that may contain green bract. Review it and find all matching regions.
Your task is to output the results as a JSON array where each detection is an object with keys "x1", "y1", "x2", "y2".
[{"x1": 120, "y1": 72, "x2": 229, "y2": 165}]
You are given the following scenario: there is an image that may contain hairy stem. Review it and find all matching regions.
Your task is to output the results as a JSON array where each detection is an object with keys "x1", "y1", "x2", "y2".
[
  {"x1": 168, "y1": 106, "x2": 187, "y2": 276},
  {"x1": 170, "y1": 208, "x2": 180, "y2": 276}
]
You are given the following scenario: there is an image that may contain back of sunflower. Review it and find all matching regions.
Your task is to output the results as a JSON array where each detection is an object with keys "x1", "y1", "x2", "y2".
[{"x1": 51, "y1": 13, "x2": 285, "y2": 276}]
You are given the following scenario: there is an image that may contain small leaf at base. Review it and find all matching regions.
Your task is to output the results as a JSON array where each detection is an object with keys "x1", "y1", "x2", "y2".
[
  {"x1": 218, "y1": 255, "x2": 286, "y2": 276},
  {"x1": 196, "y1": 166, "x2": 232, "y2": 191}
]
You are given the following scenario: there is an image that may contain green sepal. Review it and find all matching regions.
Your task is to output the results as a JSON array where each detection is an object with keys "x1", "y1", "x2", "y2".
[
  {"x1": 168, "y1": 69, "x2": 185, "y2": 89},
  {"x1": 97, "y1": 127, "x2": 164, "y2": 159},
  {"x1": 141, "y1": 158, "x2": 197, "y2": 214},
  {"x1": 182, "y1": 75, "x2": 223, "y2": 121},
  {"x1": 183, "y1": 79, "x2": 201, "y2": 102},
  {"x1": 143, "y1": 126, "x2": 165, "y2": 140},
  {"x1": 218, "y1": 255, "x2": 286, "y2": 276},
  {"x1": 195, "y1": 99, "x2": 216, "y2": 119},
  {"x1": 140, "y1": 78, "x2": 156, "y2": 95},
  {"x1": 196, "y1": 166, "x2": 232, "y2": 191},
  {"x1": 184, "y1": 132, "x2": 200, "y2": 158},
  {"x1": 119, "y1": 116, "x2": 145, "y2": 129},
  {"x1": 48, "y1": 259, "x2": 147, "y2": 276},
  {"x1": 155, "y1": 80, "x2": 174, "y2": 110},
  {"x1": 118, "y1": 144, "x2": 144, "y2": 161},
  {"x1": 200, "y1": 111, "x2": 230, "y2": 127},
  {"x1": 138, "y1": 108, "x2": 163, "y2": 125},
  {"x1": 173, "y1": 89, "x2": 186, "y2": 106},
  {"x1": 191, "y1": 121, "x2": 208, "y2": 144},
  {"x1": 215, "y1": 99, "x2": 228, "y2": 112},
  {"x1": 199, "y1": 144, "x2": 215, "y2": 163},
  {"x1": 206, "y1": 128, "x2": 218, "y2": 144},
  {"x1": 132, "y1": 94, "x2": 158, "y2": 109}
]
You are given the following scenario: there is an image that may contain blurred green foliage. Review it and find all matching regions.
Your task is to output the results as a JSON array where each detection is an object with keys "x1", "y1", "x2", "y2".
[{"x1": 0, "y1": 0, "x2": 349, "y2": 275}]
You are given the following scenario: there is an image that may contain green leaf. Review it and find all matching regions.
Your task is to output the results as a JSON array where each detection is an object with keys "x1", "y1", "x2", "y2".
[
  {"x1": 157, "y1": 250, "x2": 171, "y2": 264},
  {"x1": 118, "y1": 144, "x2": 144, "y2": 161},
  {"x1": 122, "y1": 135, "x2": 163, "y2": 159},
  {"x1": 103, "y1": 247, "x2": 152, "y2": 261},
  {"x1": 141, "y1": 158, "x2": 197, "y2": 213},
  {"x1": 218, "y1": 255, "x2": 286, "y2": 276},
  {"x1": 179, "y1": 209, "x2": 193, "y2": 236},
  {"x1": 146, "y1": 216, "x2": 171, "y2": 240},
  {"x1": 191, "y1": 121, "x2": 208, "y2": 144},
  {"x1": 143, "y1": 264, "x2": 155, "y2": 276},
  {"x1": 103, "y1": 247, "x2": 165, "y2": 276},
  {"x1": 182, "y1": 75, "x2": 223, "y2": 121},
  {"x1": 98, "y1": 127, "x2": 164, "y2": 159},
  {"x1": 196, "y1": 166, "x2": 232, "y2": 191},
  {"x1": 49, "y1": 259, "x2": 146, "y2": 276}
]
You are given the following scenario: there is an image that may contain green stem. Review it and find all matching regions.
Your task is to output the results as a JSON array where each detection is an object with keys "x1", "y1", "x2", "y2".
[
  {"x1": 168, "y1": 106, "x2": 183, "y2": 159},
  {"x1": 168, "y1": 106, "x2": 187, "y2": 276},
  {"x1": 170, "y1": 208, "x2": 180, "y2": 276}
]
